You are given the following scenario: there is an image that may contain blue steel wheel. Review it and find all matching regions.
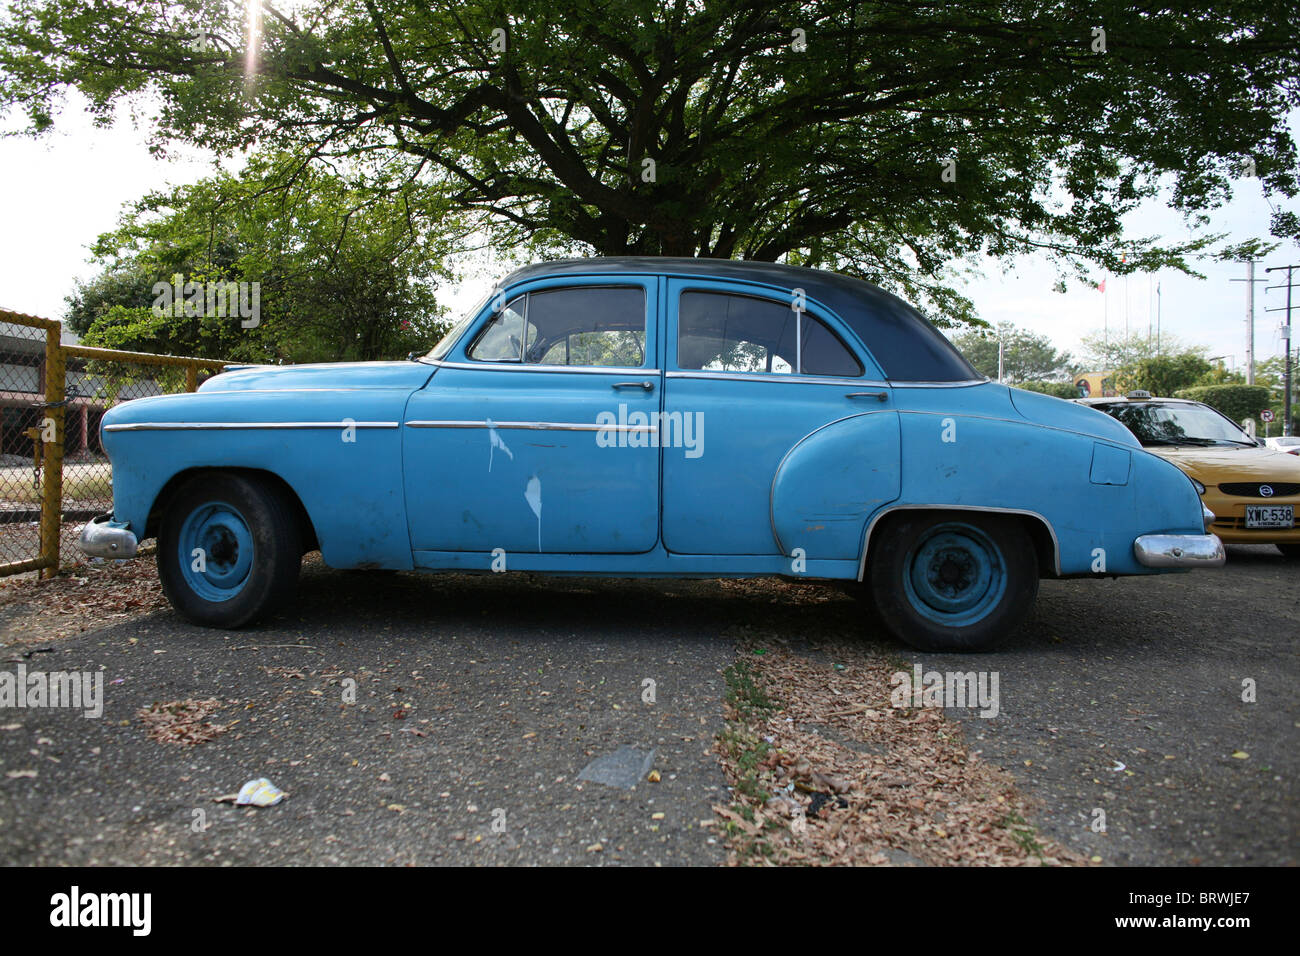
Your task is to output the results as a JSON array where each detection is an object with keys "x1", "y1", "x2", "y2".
[
  {"x1": 902, "y1": 523, "x2": 1008, "y2": 627},
  {"x1": 157, "y1": 472, "x2": 302, "y2": 628},
  {"x1": 177, "y1": 502, "x2": 255, "y2": 602},
  {"x1": 869, "y1": 511, "x2": 1038, "y2": 652}
]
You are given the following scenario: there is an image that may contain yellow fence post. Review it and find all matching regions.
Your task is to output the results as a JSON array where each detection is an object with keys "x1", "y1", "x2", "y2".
[
  {"x1": 40, "y1": 325, "x2": 66, "y2": 578},
  {"x1": 1, "y1": 310, "x2": 231, "y2": 578}
]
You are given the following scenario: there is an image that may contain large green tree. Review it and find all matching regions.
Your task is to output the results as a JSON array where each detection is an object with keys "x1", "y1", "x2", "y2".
[
  {"x1": 1077, "y1": 329, "x2": 1193, "y2": 372},
  {"x1": 951, "y1": 322, "x2": 1072, "y2": 382},
  {"x1": 4, "y1": 1, "x2": 1298, "y2": 324},
  {"x1": 70, "y1": 153, "x2": 458, "y2": 362},
  {"x1": 1114, "y1": 353, "x2": 1214, "y2": 396}
]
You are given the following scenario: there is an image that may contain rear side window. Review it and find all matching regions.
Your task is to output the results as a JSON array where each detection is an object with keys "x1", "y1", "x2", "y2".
[{"x1": 677, "y1": 291, "x2": 862, "y2": 377}]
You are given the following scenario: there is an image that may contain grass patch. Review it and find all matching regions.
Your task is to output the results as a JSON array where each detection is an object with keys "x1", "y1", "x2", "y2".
[
  {"x1": 996, "y1": 810, "x2": 1046, "y2": 860},
  {"x1": 724, "y1": 659, "x2": 773, "y2": 718}
]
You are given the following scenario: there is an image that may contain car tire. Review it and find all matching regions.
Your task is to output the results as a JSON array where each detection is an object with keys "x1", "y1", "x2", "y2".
[
  {"x1": 1277, "y1": 543, "x2": 1300, "y2": 560},
  {"x1": 157, "y1": 472, "x2": 302, "y2": 628},
  {"x1": 868, "y1": 511, "x2": 1038, "y2": 653}
]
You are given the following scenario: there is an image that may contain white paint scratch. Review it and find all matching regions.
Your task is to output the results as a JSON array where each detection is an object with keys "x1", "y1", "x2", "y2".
[
  {"x1": 486, "y1": 418, "x2": 514, "y2": 472},
  {"x1": 524, "y1": 475, "x2": 542, "y2": 552}
]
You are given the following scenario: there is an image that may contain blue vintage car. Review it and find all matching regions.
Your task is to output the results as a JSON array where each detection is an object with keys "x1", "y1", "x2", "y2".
[{"x1": 79, "y1": 258, "x2": 1224, "y2": 651}]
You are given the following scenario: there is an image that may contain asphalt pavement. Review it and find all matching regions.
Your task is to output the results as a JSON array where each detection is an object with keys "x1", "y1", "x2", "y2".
[{"x1": 1, "y1": 545, "x2": 1295, "y2": 866}]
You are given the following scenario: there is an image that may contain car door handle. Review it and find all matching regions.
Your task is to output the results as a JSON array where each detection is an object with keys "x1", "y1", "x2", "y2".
[
  {"x1": 612, "y1": 381, "x2": 655, "y2": 391},
  {"x1": 845, "y1": 391, "x2": 889, "y2": 401}
]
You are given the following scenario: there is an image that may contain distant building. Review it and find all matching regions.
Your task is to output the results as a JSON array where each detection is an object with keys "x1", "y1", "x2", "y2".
[
  {"x1": 0, "y1": 319, "x2": 163, "y2": 460},
  {"x1": 1073, "y1": 371, "x2": 1118, "y2": 398}
]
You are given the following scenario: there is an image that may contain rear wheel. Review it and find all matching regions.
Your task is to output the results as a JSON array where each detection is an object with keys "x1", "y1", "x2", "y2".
[
  {"x1": 1278, "y1": 543, "x2": 1300, "y2": 559},
  {"x1": 868, "y1": 512, "x2": 1038, "y2": 652},
  {"x1": 157, "y1": 472, "x2": 302, "y2": 628}
]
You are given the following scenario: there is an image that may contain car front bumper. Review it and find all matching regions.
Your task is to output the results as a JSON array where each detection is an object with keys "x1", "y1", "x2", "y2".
[
  {"x1": 78, "y1": 514, "x2": 139, "y2": 559},
  {"x1": 1202, "y1": 489, "x2": 1300, "y2": 544},
  {"x1": 1133, "y1": 532, "x2": 1225, "y2": 569}
]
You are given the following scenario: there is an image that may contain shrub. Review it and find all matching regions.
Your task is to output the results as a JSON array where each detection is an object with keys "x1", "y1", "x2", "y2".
[{"x1": 1016, "y1": 380, "x2": 1079, "y2": 400}]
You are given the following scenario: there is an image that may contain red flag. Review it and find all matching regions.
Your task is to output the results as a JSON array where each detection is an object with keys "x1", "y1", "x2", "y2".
[{"x1": 1097, "y1": 279, "x2": 1106, "y2": 293}]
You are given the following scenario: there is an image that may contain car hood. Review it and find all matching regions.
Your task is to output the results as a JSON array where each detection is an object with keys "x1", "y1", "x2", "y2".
[
  {"x1": 1143, "y1": 444, "x2": 1300, "y2": 485},
  {"x1": 197, "y1": 361, "x2": 436, "y2": 392}
]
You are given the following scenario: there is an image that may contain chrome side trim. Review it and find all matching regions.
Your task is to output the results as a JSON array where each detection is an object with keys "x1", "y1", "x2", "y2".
[
  {"x1": 666, "y1": 370, "x2": 878, "y2": 387},
  {"x1": 425, "y1": 359, "x2": 658, "y2": 376},
  {"x1": 664, "y1": 371, "x2": 986, "y2": 388},
  {"x1": 856, "y1": 503, "x2": 1062, "y2": 580},
  {"x1": 424, "y1": 359, "x2": 982, "y2": 388},
  {"x1": 104, "y1": 421, "x2": 399, "y2": 432},
  {"x1": 196, "y1": 388, "x2": 389, "y2": 394},
  {"x1": 1133, "y1": 533, "x2": 1225, "y2": 569},
  {"x1": 406, "y1": 420, "x2": 655, "y2": 433}
]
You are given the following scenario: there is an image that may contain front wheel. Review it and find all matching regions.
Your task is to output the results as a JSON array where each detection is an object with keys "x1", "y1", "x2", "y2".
[
  {"x1": 868, "y1": 512, "x2": 1038, "y2": 652},
  {"x1": 157, "y1": 472, "x2": 302, "y2": 628}
]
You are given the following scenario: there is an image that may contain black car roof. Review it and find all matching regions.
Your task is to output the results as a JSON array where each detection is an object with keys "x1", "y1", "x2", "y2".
[{"x1": 501, "y1": 257, "x2": 979, "y2": 382}]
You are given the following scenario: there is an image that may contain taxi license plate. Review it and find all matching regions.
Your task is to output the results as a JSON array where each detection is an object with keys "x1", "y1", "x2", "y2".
[{"x1": 1245, "y1": 505, "x2": 1294, "y2": 529}]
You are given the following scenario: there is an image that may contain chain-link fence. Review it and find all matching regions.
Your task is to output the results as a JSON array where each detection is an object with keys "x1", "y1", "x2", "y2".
[{"x1": 0, "y1": 309, "x2": 227, "y2": 577}]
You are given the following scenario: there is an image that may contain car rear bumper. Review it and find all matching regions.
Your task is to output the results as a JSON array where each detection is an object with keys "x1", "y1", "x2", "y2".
[
  {"x1": 1133, "y1": 533, "x2": 1225, "y2": 569},
  {"x1": 77, "y1": 514, "x2": 139, "y2": 559}
]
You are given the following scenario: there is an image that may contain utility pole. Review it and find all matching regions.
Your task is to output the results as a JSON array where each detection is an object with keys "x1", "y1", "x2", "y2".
[
  {"x1": 1265, "y1": 264, "x2": 1298, "y2": 437},
  {"x1": 1230, "y1": 260, "x2": 1266, "y2": 385}
]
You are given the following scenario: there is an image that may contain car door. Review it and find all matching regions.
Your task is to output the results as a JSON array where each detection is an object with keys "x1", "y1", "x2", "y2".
[
  {"x1": 661, "y1": 278, "x2": 900, "y2": 558},
  {"x1": 403, "y1": 277, "x2": 661, "y2": 554}
]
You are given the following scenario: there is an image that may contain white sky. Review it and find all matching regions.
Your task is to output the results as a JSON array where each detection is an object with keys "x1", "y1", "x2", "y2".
[{"x1": 1, "y1": 92, "x2": 1296, "y2": 371}]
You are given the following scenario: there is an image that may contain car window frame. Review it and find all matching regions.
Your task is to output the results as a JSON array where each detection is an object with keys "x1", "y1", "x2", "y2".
[
  {"x1": 459, "y1": 280, "x2": 653, "y2": 371},
  {"x1": 672, "y1": 285, "x2": 867, "y2": 380},
  {"x1": 465, "y1": 293, "x2": 529, "y2": 363}
]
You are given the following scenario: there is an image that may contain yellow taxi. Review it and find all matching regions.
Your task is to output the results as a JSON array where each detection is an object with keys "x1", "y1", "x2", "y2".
[{"x1": 1077, "y1": 391, "x2": 1300, "y2": 559}]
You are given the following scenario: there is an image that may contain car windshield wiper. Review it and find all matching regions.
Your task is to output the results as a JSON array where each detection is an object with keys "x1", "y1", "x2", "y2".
[{"x1": 1140, "y1": 437, "x2": 1220, "y2": 447}]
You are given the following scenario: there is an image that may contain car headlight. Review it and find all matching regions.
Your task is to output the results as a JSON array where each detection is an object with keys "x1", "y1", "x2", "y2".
[{"x1": 1190, "y1": 478, "x2": 1206, "y2": 495}]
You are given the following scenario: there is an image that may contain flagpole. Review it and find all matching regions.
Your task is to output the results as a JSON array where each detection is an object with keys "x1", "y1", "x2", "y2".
[{"x1": 1103, "y1": 279, "x2": 1108, "y2": 359}]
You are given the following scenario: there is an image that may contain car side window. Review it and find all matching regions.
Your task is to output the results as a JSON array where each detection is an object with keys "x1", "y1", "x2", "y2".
[
  {"x1": 677, "y1": 291, "x2": 862, "y2": 377},
  {"x1": 524, "y1": 286, "x2": 646, "y2": 367},
  {"x1": 469, "y1": 286, "x2": 647, "y2": 367},
  {"x1": 468, "y1": 295, "x2": 527, "y2": 362}
]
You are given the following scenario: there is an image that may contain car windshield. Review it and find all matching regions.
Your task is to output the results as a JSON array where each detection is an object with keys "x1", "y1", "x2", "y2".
[{"x1": 1095, "y1": 401, "x2": 1255, "y2": 447}]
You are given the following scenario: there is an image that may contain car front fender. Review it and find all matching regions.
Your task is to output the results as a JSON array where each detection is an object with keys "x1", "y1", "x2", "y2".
[{"x1": 101, "y1": 389, "x2": 415, "y2": 569}]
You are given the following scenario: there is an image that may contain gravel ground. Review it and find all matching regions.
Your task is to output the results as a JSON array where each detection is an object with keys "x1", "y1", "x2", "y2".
[
  {"x1": 1, "y1": 569, "x2": 736, "y2": 866},
  {"x1": 922, "y1": 543, "x2": 1297, "y2": 866},
  {"x1": 1, "y1": 545, "x2": 1295, "y2": 866}
]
